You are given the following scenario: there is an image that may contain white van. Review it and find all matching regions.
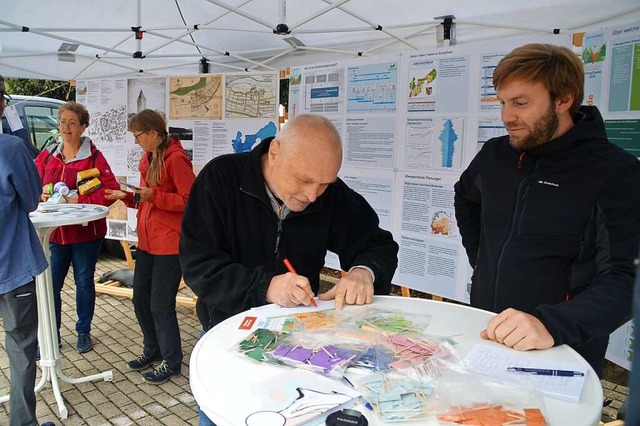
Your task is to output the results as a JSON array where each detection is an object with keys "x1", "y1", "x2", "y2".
[{"x1": 1, "y1": 95, "x2": 64, "y2": 157}]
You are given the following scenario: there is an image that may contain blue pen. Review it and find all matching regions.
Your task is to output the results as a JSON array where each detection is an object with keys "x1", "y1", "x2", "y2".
[
  {"x1": 507, "y1": 367, "x2": 585, "y2": 377},
  {"x1": 342, "y1": 376, "x2": 374, "y2": 411}
]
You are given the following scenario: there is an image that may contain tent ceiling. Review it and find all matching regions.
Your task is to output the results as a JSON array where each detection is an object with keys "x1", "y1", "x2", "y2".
[{"x1": 1, "y1": 0, "x2": 639, "y2": 80}]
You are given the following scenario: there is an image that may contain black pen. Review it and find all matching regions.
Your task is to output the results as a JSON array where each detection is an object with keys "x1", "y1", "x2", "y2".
[{"x1": 507, "y1": 367, "x2": 585, "y2": 377}]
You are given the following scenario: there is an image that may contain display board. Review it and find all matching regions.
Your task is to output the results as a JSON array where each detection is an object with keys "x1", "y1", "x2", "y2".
[
  {"x1": 289, "y1": 24, "x2": 640, "y2": 369},
  {"x1": 290, "y1": 33, "x2": 574, "y2": 303},
  {"x1": 77, "y1": 72, "x2": 279, "y2": 241},
  {"x1": 581, "y1": 23, "x2": 640, "y2": 371}
]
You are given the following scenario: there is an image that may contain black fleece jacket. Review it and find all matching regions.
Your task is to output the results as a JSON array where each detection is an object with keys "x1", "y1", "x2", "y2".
[
  {"x1": 180, "y1": 137, "x2": 399, "y2": 329},
  {"x1": 454, "y1": 106, "x2": 640, "y2": 376}
]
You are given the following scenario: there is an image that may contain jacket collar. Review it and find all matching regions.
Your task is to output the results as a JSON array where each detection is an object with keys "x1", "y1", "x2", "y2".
[
  {"x1": 52, "y1": 136, "x2": 93, "y2": 162},
  {"x1": 527, "y1": 105, "x2": 607, "y2": 157}
]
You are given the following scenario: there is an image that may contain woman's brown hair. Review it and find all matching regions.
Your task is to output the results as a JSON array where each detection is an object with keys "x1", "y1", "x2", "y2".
[
  {"x1": 128, "y1": 109, "x2": 168, "y2": 186},
  {"x1": 59, "y1": 101, "x2": 90, "y2": 126}
]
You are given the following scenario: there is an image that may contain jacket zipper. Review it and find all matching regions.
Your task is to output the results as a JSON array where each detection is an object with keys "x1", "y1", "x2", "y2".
[
  {"x1": 567, "y1": 237, "x2": 586, "y2": 301},
  {"x1": 492, "y1": 153, "x2": 535, "y2": 310},
  {"x1": 59, "y1": 158, "x2": 67, "y2": 245},
  {"x1": 274, "y1": 203, "x2": 285, "y2": 256},
  {"x1": 517, "y1": 151, "x2": 525, "y2": 170}
]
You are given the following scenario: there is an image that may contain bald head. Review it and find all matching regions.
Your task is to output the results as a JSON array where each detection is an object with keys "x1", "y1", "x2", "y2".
[
  {"x1": 263, "y1": 114, "x2": 343, "y2": 212},
  {"x1": 276, "y1": 114, "x2": 342, "y2": 158}
]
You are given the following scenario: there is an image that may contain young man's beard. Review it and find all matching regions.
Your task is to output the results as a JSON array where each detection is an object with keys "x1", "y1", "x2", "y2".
[{"x1": 507, "y1": 103, "x2": 560, "y2": 151}]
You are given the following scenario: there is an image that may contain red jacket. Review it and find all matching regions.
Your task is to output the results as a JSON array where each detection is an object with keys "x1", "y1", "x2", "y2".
[
  {"x1": 124, "y1": 138, "x2": 195, "y2": 255},
  {"x1": 35, "y1": 137, "x2": 119, "y2": 245}
]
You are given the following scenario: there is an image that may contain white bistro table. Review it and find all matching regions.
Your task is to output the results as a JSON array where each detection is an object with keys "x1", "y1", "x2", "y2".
[
  {"x1": 190, "y1": 295, "x2": 603, "y2": 426},
  {"x1": 0, "y1": 203, "x2": 113, "y2": 418}
]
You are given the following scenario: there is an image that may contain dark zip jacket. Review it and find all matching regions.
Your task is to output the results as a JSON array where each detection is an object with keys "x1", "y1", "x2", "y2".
[
  {"x1": 454, "y1": 106, "x2": 640, "y2": 376},
  {"x1": 179, "y1": 137, "x2": 399, "y2": 329}
]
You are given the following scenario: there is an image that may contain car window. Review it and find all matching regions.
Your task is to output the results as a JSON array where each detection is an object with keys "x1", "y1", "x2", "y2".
[{"x1": 24, "y1": 105, "x2": 60, "y2": 150}]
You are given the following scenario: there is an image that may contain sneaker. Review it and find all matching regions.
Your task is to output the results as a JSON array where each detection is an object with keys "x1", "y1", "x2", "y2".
[
  {"x1": 127, "y1": 353, "x2": 160, "y2": 371},
  {"x1": 76, "y1": 333, "x2": 92, "y2": 354},
  {"x1": 142, "y1": 360, "x2": 180, "y2": 384}
]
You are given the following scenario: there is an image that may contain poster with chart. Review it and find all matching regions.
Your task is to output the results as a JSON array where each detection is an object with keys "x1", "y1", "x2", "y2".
[{"x1": 583, "y1": 23, "x2": 640, "y2": 368}]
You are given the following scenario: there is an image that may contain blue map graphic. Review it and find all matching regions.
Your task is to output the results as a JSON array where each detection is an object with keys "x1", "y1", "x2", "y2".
[
  {"x1": 232, "y1": 121, "x2": 277, "y2": 153},
  {"x1": 439, "y1": 119, "x2": 458, "y2": 168}
]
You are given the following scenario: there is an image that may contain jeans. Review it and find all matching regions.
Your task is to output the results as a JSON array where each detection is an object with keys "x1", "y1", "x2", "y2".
[
  {"x1": 133, "y1": 250, "x2": 183, "y2": 371},
  {"x1": 198, "y1": 328, "x2": 217, "y2": 426},
  {"x1": 0, "y1": 280, "x2": 38, "y2": 426},
  {"x1": 50, "y1": 239, "x2": 103, "y2": 334}
]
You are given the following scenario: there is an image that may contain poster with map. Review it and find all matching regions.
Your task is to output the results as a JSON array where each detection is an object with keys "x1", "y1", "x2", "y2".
[
  {"x1": 225, "y1": 74, "x2": 278, "y2": 118},
  {"x1": 169, "y1": 75, "x2": 222, "y2": 120}
]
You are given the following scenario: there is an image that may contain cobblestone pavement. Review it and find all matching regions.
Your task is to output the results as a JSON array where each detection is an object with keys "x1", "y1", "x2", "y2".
[
  {"x1": 0, "y1": 251, "x2": 629, "y2": 425},
  {"x1": 0, "y1": 252, "x2": 201, "y2": 425}
]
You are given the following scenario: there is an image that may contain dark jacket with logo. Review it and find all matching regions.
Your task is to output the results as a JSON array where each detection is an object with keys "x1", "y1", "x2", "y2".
[
  {"x1": 454, "y1": 106, "x2": 640, "y2": 376},
  {"x1": 179, "y1": 137, "x2": 399, "y2": 329}
]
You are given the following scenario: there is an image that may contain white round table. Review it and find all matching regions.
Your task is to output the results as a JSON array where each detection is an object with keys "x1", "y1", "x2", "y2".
[
  {"x1": 0, "y1": 204, "x2": 113, "y2": 418},
  {"x1": 190, "y1": 295, "x2": 602, "y2": 426}
]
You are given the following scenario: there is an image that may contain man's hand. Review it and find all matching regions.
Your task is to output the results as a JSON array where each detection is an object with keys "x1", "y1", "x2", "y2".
[
  {"x1": 318, "y1": 267, "x2": 374, "y2": 310},
  {"x1": 266, "y1": 272, "x2": 315, "y2": 307},
  {"x1": 481, "y1": 308, "x2": 554, "y2": 351}
]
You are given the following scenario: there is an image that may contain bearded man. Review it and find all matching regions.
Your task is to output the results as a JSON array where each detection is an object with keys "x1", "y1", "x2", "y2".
[{"x1": 454, "y1": 43, "x2": 640, "y2": 377}]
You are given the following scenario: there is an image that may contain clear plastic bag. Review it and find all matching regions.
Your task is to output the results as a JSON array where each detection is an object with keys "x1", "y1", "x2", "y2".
[{"x1": 434, "y1": 369, "x2": 548, "y2": 425}]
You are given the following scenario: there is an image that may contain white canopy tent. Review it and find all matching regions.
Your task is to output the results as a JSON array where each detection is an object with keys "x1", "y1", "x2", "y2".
[{"x1": 1, "y1": 0, "x2": 639, "y2": 80}]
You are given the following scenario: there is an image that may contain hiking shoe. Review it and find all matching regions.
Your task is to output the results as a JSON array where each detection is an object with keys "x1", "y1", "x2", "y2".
[
  {"x1": 76, "y1": 333, "x2": 92, "y2": 354},
  {"x1": 142, "y1": 360, "x2": 180, "y2": 384},
  {"x1": 127, "y1": 353, "x2": 160, "y2": 371}
]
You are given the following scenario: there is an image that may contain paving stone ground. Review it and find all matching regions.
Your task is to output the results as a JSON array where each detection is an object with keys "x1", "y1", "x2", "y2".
[{"x1": 0, "y1": 251, "x2": 629, "y2": 425}]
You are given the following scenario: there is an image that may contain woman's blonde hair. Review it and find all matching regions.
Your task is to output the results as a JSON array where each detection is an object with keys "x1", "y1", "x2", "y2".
[{"x1": 128, "y1": 109, "x2": 168, "y2": 186}]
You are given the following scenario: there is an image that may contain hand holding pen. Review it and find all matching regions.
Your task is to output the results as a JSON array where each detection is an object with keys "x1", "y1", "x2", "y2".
[
  {"x1": 264, "y1": 258, "x2": 316, "y2": 308},
  {"x1": 283, "y1": 258, "x2": 317, "y2": 307}
]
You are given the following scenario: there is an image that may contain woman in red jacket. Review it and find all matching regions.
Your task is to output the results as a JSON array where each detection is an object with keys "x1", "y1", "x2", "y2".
[
  {"x1": 105, "y1": 109, "x2": 195, "y2": 385},
  {"x1": 35, "y1": 101, "x2": 120, "y2": 355}
]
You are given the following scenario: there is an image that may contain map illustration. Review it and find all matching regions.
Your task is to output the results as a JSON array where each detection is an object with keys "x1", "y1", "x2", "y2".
[
  {"x1": 86, "y1": 106, "x2": 127, "y2": 144},
  {"x1": 409, "y1": 68, "x2": 437, "y2": 97},
  {"x1": 225, "y1": 74, "x2": 278, "y2": 118},
  {"x1": 232, "y1": 121, "x2": 277, "y2": 153},
  {"x1": 169, "y1": 76, "x2": 222, "y2": 120}
]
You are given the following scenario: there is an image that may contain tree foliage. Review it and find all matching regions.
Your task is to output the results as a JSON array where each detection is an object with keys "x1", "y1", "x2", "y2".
[{"x1": 4, "y1": 78, "x2": 75, "y2": 101}]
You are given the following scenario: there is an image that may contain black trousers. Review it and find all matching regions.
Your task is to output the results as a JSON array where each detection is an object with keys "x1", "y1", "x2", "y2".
[
  {"x1": 133, "y1": 250, "x2": 183, "y2": 371},
  {"x1": 0, "y1": 280, "x2": 37, "y2": 426}
]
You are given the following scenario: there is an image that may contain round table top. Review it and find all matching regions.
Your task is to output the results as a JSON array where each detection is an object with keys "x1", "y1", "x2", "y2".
[
  {"x1": 190, "y1": 295, "x2": 602, "y2": 426},
  {"x1": 29, "y1": 203, "x2": 109, "y2": 229}
]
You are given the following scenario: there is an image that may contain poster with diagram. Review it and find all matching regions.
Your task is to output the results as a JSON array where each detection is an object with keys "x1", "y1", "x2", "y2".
[{"x1": 581, "y1": 23, "x2": 640, "y2": 368}]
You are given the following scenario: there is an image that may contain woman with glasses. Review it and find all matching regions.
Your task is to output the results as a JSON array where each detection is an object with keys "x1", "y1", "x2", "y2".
[
  {"x1": 34, "y1": 101, "x2": 120, "y2": 355},
  {"x1": 105, "y1": 109, "x2": 195, "y2": 384}
]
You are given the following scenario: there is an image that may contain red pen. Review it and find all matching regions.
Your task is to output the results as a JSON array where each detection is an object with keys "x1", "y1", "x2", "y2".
[{"x1": 283, "y1": 258, "x2": 317, "y2": 307}]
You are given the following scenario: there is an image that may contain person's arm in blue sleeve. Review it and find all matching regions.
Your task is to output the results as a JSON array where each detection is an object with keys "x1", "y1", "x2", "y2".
[{"x1": 12, "y1": 141, "x2": 42, "y2": 213}]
